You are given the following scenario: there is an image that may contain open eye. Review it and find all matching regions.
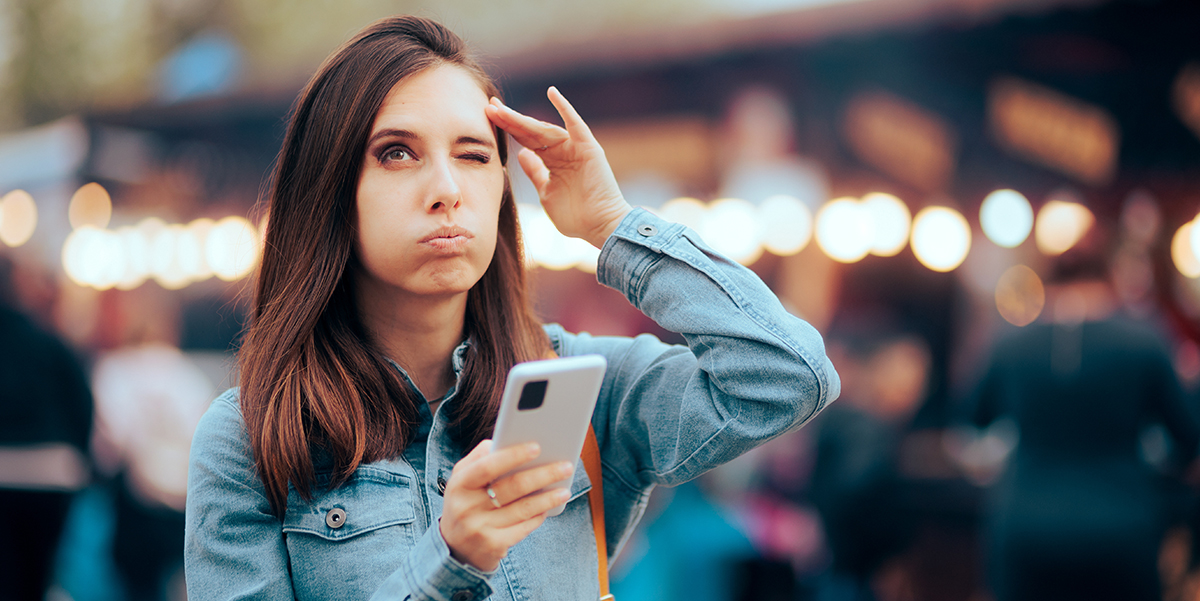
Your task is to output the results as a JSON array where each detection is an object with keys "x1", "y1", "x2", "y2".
[{"x1": 379, "y1": 145, "x2": 413, "y2": 163}]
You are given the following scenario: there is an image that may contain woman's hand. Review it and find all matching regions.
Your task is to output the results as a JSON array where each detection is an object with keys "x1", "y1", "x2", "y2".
[
  {"x1": 486, "y1": 88, "x2": 632, "y2": 249},
  {"x1": 439, "y1": 439, "x2": 575, "y2": 572}
]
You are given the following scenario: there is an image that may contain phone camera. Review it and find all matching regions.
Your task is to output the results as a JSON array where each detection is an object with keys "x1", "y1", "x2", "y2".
[{"x1": 518, "y1": 380, "x2": 547, "y2": 410}]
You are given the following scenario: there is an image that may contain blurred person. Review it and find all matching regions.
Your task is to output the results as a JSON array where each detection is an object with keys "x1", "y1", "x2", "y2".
[
  {"x1": 967, "y1": 229, "x2": 1200, "y2": 601},
  {"x1": 717, "y1": 85, "x2": 828, "y2": 211},
  {"x1": 0, "y1": 255, "x2": 93, "y2": 601},
  {"x1": 809, "y1": 320, "x2": 931, "y2": 601},
  {"x1": 91, "y1": 341, "x2": 215, "y2": 601},
  {"x1": 184, "y1": 15, "x2": 839, "y2": 601}
]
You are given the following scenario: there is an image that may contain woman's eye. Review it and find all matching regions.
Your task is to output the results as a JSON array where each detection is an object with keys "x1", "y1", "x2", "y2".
[
  {"x1": 460, "y1": 152, "x2": 491, "y2": 164},
  {"x1": 381, "y1": 146, "x2": 411, "y2": 163}
]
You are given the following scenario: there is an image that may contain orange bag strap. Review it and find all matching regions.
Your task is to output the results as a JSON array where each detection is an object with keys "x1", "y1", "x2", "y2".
[
  {"x1": 547, "y1": 348, "x2": 613, "y2": 600},
  {"x1": 582, "y1": 425, "x2": 613, "y2": 601}
]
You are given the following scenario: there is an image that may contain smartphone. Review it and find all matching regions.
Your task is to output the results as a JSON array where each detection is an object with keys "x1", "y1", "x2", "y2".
[{"x1": 491, "y1": 354, "x2": 607, "y2": 516}]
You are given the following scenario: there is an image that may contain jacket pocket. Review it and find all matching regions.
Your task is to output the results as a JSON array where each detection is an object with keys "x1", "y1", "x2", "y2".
[{"x1": 282, "y1": 466, "x2": 416, "y2": 542}]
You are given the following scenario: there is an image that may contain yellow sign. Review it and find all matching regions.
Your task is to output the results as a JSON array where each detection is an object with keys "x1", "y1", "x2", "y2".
[
  {"x1": 842, "y1": 90, "x2": 956, "y2": 192},
  {"x1": 989, "y1": 77, "x2": 1119, "y2": 185}
]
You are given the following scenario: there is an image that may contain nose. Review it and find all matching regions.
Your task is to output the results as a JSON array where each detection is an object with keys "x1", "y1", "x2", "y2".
[{"x1": 425, "y1": 158, "x2": 462, "y2": 213}]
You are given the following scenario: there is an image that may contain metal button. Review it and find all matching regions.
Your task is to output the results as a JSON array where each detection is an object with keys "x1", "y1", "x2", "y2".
[
  {"x1": 450, "y1": 590, "x2": 475, "y2": 601},
  {"x1": 436, "y1": 475, "x2": 447, "y2": 496},
  {"x1": 637, "y1": 224, "x2": 657, "y2": 237},
  {"x1": 325, "y1": 507, "x2": 346, "y2": 529}
]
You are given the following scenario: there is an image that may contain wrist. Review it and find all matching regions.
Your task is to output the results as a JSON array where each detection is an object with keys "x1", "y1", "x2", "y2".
[{"x1": 585, "y1": 203, "x2": 632, "y2": 249}]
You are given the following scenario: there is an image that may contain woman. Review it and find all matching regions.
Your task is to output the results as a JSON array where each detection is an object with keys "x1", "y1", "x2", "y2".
[{"x1": 185, "y1": 15, "x2": 839, "y2": 601}]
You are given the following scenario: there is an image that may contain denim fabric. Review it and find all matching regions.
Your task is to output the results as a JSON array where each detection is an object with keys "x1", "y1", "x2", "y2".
[{"x1": 184, "y1": 208, "x2": 840, "y2": 600}]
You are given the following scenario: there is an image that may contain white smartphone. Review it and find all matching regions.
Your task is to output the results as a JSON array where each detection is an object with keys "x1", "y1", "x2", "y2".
[{"x1": 491, "y1": 354, "x2": 607, "y2": 516}]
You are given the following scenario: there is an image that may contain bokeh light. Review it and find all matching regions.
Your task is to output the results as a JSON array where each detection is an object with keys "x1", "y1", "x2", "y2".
[
  {"x1": 910, "y1": 206, "x2": 971, "y2": 272},
  {"x1": 862, "y1": 192, "x2": 910, "y2": 256},
  {"x1": 206, "y1": 216, "x2": 261, "y2": 281},
  {"x1": 757, "y1": 194, "x2": 812, "y2": 256},
  {"x1": 1175, "y1": 220, "x2": 1200, "y2": 278},
  {"x1": 1035, "y1": 200, "x2": 1093, "y2": 255},
  {"x1": 0, "y1": 189, "x2": 38, "y2": 247},
  {"x1": 68, "y1": 183, "x2": 113, "y2": 229},
  {"x1": 517, "y1": 203, "x2": 597, "y2": 271},
  {"x1": 815, "y1": 197, "x2": 873, "y2": 263},
  {"x1": 659, "y1": 197, "x2": 707, "y2": 232},
  {"x1": 980, "y1": 189, "x2": 1033, "y2": 248},
  {"x1": 62, "y1": 226, "x2": 124, "y2": 289},
  {"x1": 62, "y1": 214, "x2": 260, "y2": 290},
  {"x1": 115, "y1": 226, "x2": 151, "y2": 290},
  {"x1": 699, "y1": 198, "x2": 762, "y2": 265},
  {"x1": 995, "y1": 264, "x2": 1045, "y2": 326}
]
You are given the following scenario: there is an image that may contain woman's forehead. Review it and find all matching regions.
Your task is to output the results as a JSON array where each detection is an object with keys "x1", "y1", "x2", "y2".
[{"x1": 369, "y1": 64, "x2": 493, "y2": 139}]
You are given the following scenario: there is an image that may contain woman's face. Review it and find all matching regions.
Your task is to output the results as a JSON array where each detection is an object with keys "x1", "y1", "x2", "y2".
[{"x1": 354, "y1": 64, "x2": 504, "y2": 303}]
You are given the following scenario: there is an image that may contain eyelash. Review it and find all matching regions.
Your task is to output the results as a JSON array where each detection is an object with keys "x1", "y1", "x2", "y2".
[
  {"x1": 375, "y1": 146, "x2": 491, "y2": 165},
  {"x1": 378, "y1": 145, "x2": 412, "y2": 163}
]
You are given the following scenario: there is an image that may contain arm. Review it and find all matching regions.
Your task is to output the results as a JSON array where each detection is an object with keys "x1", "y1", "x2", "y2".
[
  {"x1": 552, "y1": 209, "x2": 839, "y2": 491},
  {"x1": 488, "y1": 87, "x2": 838, "y2": 489}
]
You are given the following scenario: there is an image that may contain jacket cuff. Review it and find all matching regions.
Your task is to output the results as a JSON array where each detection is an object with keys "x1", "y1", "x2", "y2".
[
  {"x1": 596, "y1": 208, "x2": 685, "y2": 299},
  {"x1": 398, "y1": 520, "x2": 494, "y2": 601}
]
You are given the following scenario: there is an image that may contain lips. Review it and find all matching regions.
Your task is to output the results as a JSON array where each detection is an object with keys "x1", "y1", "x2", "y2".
[{"x1": 420, "y1": 225, "x2": 473, "y2": 252}]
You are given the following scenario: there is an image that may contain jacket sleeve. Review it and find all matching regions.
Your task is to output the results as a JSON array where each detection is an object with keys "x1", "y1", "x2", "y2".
[
  {"x1": 184, "y1": 391, "x2": 495, "y2": 601},
  {"x1": 558, "y1": 208, "x2": 839, "y2": 495},
  {"x1": 184, "y1": 391, "x2": 296, "y2": 600}
]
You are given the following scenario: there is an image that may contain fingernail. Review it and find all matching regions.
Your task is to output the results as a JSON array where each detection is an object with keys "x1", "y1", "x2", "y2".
[
  {"x1": 557, "y1": 462, "x2": 573, "y2": 477},
  {"x1": 556, "y1": 488, "x2": 571, "y2": 501},
  {"x1": 525, "y1": 442, "x2": 540, "y2": 455}
]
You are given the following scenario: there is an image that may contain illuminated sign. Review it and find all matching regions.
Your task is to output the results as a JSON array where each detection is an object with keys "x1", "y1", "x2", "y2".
[
  {"x1": 842, "y1": 90, "x2": 956, "y2": 192},
  {"x1": 989, "y1": 76, "x2": 1119, "y2": 185}
]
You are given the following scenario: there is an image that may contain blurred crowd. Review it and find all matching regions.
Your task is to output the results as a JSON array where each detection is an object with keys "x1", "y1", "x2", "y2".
[{"x1": 1, "y1": 3, "x2": 1199, "y2": 599}]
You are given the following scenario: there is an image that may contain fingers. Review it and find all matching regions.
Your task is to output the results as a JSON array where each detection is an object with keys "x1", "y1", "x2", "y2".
[
  {"x1": 486, "y1": 98, "x2": 568, "y2": 153},
  {"x1": 546, "y1": 86, "x2": 596, "y2": 144},
  {"x1": 493, "y1": 486, "x2": 571, "y2": 530},
  {"x1": 487, "y1": 460, "x2": 573, "y2": 507},
  {"x1": 517, "y1": 148, "x2": 550, "y2": 192},
  {"x1": 450, "y1": 441, "x2": 540, "y2": 490}
]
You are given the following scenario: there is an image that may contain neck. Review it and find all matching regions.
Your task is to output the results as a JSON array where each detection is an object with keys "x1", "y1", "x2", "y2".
[{"x1": 356, "y1": 278, "x2": 468, "y2": 402}]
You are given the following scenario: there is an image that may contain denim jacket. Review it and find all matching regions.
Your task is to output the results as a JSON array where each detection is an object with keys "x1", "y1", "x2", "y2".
[{"x1": 184, "y1": 208, "x2": 840, "y2": 601}]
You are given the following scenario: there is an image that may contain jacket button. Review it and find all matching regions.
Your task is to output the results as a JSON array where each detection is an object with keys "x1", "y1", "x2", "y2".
[
  {"x1": 637, "y1": 224, "x2": 657, "y2": 237},
  {"x1": 450, "y1": 591, "x2": 474, "y2": 601},
  {"x1": 325, "y1": 507, "x2": 346, "y2": 529},
  {"x1": 437, "y1": 475, "x2": 447, "y2": 496}
]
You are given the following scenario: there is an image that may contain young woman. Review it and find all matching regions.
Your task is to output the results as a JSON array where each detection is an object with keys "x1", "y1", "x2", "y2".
[{"x1": 184, "y1": 15, "x2": 839, "y2": 601}]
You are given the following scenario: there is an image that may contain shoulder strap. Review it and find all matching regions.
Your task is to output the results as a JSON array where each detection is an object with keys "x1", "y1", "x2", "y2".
[
  {"x1": 547, "y1": 348, "x2": 613, "y2": 600},
  {"x1": 582, "y1": 425, "x2": 613, "y2": 601}
]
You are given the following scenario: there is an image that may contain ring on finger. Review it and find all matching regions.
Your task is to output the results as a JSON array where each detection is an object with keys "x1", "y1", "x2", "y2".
[
  {"x1": 486, "y1": 486, "x2": 501, "y2": 509},
  {"x1": 538, "y1": 145, "x2": 548, "y2": 151}
]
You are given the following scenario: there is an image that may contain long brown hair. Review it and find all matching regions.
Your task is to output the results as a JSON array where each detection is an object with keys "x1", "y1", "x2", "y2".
[{"x1": 240, "y1": 16, "x2": 550, "y2": 515}]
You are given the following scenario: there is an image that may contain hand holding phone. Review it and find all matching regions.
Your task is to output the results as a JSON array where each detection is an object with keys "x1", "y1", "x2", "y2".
[{"x1": 491, "y1": 354, "x2": 606, "y2": 516}]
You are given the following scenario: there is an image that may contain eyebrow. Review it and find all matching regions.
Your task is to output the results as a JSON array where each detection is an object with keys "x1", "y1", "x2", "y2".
[{"x1": 366, "y1": 128, "x2": 495, "y2": 149}]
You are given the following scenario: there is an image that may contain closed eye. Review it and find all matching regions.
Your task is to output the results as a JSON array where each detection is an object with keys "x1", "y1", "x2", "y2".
[{"x1": 458, "y1": 152, "x2": 491, "y2": 164}]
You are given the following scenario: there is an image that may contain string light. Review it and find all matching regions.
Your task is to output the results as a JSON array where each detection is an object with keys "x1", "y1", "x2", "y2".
[
  {"x1": 980, "y1": 189, "x2": 1033, "y2": 248},
  {"x1": 911, "y1": 206, "x2": 971, "y2": 272}
]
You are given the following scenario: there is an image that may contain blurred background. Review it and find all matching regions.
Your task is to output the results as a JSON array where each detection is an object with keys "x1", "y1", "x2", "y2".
[{"x1": 1, "y1": 0, "x2": 1200, "y2": 599}]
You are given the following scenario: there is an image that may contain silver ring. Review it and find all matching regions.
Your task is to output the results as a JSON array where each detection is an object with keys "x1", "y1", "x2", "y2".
[
  {"x1": 538, "y1": 145, "x2": 548, "y2": 151},
  {"x1": 486, "y1": 486, "x2": 501, "y2": 509}
]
